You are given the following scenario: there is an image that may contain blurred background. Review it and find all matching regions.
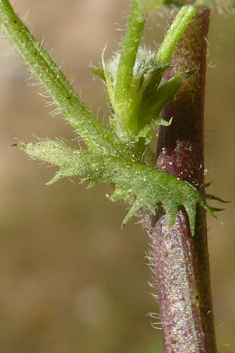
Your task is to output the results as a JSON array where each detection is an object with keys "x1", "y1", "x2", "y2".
[{"x1": 0, "y1": 1, "x2": 234, "y2": 352}]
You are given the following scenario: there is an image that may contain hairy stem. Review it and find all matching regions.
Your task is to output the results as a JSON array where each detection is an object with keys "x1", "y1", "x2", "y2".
[
  {"x1": 0, "y1": 0, "x2": 116, "y2": 154},
  {"x1": 148, "y1": 8, "x2": 217, "y2": 352},
  {"x1": 155, "y1": 4, "x2": 197, "y2": 66},
  {"x1": 114, "y1": 0, "x2": 146, "y2": 103}
]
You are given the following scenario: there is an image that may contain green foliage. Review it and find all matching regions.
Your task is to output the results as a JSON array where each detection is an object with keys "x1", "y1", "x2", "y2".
[
  {"x1": 0, "y1": 0, "x2": 219, "y2": 234},
  {"x1": 17, "y1": 139, "x2": 214, "y2": 234}
]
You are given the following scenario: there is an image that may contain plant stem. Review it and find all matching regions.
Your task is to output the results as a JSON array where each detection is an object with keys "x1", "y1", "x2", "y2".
[
  {"x1": 0, "y1": 0, "x2": 116, "y2": 154},
  {"x1": 114, "y1": 0, "x2": 146, "y2": 105},
  {"x1": 112, "y1": 0, "x2": 146, "y2": 139},
  {"x1": 155, "y1": 4, "x2": 197, "y2": 66},
  {"x1": 148, "y1": 7, "x2": 217, "y2": 352}
]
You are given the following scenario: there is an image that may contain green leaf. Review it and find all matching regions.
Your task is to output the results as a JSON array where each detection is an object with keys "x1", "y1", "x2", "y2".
[
  {"x1": 17, "y1": 139, "x2": 215, "y2": 235},
  {"x1": 138, "y1": 75, "x2": 182, "y2": 131},
  {"x1": 90, "y1": 65, "x2": 105, "y2": 82}
]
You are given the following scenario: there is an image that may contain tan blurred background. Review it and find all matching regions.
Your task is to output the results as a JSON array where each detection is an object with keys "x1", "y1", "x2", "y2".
[{"x1": 0, "y1": 1, "x2": 234, "y2": 352}]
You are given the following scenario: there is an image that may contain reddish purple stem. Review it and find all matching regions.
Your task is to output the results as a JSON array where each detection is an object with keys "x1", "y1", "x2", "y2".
[{"x1": 149, "y1": 8, "x2": 217, "y2": 352}]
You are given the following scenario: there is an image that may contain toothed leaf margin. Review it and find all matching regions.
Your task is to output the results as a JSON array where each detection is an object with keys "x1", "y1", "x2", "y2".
[{"x1": 17, "y1": 139, "x2": 215, "y2": 235}]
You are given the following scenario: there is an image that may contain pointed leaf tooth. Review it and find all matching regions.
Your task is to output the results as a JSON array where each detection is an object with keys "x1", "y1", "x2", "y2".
[
  {"x1": 121, "y1": 199, "x2": 143, "y2": 228},
  {"x1": 210, "y1": 207, "x2": 225, "y2": 213},
  {"x1": 46, "y1": 171, "x2": 63, "y2": 185},
  {"x1": 184, "y1": 203, "x2": 196, "y2": 236},
  {"x1": 164, "y1": 205, "x2": 178, "y2": 232},
  {"x1": 188, "y1": 211, "x2": 196, "y2": 237},
  {"x1": 199, "y1": 199, "x2": 216, "y2": 219},
  {"x1": 206, "y1": 193, "x2": 230, "y2": 204}
]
